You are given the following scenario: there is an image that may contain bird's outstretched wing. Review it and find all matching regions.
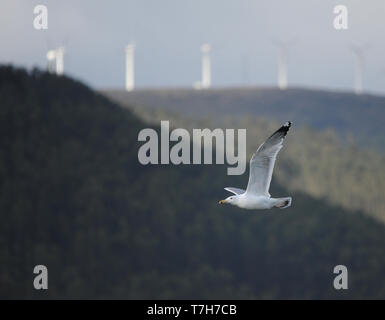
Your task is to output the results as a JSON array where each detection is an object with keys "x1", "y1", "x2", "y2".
[
  {"x1": 224, "y1": 187, "x2": 246, "y2": 195},
  {"x1": 246, "y1": 121, "x2": 291, "y2": 196}
]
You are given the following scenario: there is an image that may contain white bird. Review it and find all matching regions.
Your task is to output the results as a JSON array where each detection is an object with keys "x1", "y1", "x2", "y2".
[{"x1": 219, "y1": 121, "x2": 292, "y2": 210}]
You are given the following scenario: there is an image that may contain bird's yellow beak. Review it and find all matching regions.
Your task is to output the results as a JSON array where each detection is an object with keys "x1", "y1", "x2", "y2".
[{"x1": 219, "y1": 199, "x2": 227, "y2": 204}]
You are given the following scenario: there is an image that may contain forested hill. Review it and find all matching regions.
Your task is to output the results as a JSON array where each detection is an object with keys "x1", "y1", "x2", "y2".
[
  {"x1": 1, "y1": 65, "x2": 385, "y2": 299},
  {"x1": 103, "y1": 87, "x2": 385, "y2": 150}
]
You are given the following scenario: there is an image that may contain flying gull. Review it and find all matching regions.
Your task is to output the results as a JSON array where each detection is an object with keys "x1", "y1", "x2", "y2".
[{"x1": 219, "y1": 121, "x2": 292, "y2": 210}]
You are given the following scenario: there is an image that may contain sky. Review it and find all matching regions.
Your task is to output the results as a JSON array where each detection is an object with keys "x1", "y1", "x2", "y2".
[{"x1": 1, "y1": 0, "x2": 385, "y2": 94}]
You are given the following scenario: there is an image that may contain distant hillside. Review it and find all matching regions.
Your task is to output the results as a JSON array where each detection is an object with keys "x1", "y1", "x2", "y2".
[
  {"x1": 1, "y1": 66, "x2": 385, "y2": 299},
  {"x1": 102, "y1": 87, "x2": 385, "y2": 150},
  {"x1": 122, "y1": 106, "x2": 385, "y2": 224}
]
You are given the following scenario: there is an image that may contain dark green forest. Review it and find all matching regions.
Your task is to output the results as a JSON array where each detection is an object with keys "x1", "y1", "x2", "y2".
[
  {"x1": 106, "y1": 88, "x2": 385, "y2": 224},
  {"x1": 104, "y1": 87, "x2": 385, "y2": 149},
  {"x1": 1, "y1": 66, "x2": 385, "y2": 299},
  {"x1": 126, "y1": 106, "x2": 385, "y2": 224}
]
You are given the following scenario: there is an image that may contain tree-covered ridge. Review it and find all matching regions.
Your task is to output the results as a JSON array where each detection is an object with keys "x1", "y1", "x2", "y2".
[
  {"x1": 103, "y1": 87, "x2": 385, "y2": 150},
  {"x1": 1, "y1": 66, "x2": 385, "y2": 299},
  {"x1": 125, "y1": 103, "x2": 385, "y2": 223}
]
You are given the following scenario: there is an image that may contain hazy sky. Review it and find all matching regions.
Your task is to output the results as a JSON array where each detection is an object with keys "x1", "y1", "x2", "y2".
[{"x1": 1, "y1": 0, "x2": 385, "y2": 94}]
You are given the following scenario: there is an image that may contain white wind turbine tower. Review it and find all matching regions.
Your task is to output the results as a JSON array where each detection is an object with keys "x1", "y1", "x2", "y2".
[
  {"x1": 277, "y1": 45, "x2": 288, "y2": 89},
  {"x1": 350, "y1": 44, "x2": 370, "y2": 95},
  {"x1": 125, "y1": 43, "x2": 135, "y2": 91},
  {"x1": 194, "y1": 43, "x2": 211, "y2": 89},
  {"x1": 201, "y1": 43, "x2": 211, "y2": 89},
  {"x1": 380, "y1": 68, "x2": 385, "y2": 94},
  {"x1": 273, "y1": 40, "x2": 294, "y2": 90},
  {"x1": 55, "y1": 47, "x2": 65, "y2": 76},
  {"x1": 46, "y1": 50, "x2": 56, "y2": 74},
  {"x1": 46, "y1": 47, "x2": 65, "y2": 75}
]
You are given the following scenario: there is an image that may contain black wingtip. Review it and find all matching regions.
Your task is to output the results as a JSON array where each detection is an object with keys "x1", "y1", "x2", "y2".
[
  {"x1": 283, "y1": 121, "x2": 291, "y2": 128},
  {"x1": 266, "y1": 121, "x2": 292, "y2": 140},
  {"x1": 278, "y1": 121, "x2": 291, "y2": 136}
]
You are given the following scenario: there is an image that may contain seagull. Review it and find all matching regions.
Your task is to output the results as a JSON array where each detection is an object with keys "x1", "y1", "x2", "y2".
[{"x1": 219, "y1": 121, "x2": 292, "y2": 210}]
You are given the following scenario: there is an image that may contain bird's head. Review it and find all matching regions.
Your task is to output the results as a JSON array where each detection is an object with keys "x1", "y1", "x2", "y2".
[{"x1": 219, "y1": 195, "x2": 238, "y2": 205}]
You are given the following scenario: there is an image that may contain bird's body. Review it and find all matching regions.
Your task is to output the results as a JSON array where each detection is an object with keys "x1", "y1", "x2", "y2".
[
  {"x1": 229, "y1": 193, "x2": 291, "y2": 210},
  {"x1": 219, "y1": 121, "x2": 293, "y2": 211}
]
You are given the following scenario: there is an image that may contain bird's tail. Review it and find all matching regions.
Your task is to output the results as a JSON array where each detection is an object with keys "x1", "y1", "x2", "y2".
[{"x1": 274, "y1": 197, "x2": 292, "y2": 209}]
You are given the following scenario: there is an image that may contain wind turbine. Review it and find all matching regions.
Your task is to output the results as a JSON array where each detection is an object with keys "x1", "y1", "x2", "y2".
[
  {"x1": 125, "y1": 42, "x2": 135, "y2": 91},
  {"x1": 46, "y1": 50, "x2": 56, "y2": 74},
  {"x1": 201, "y1": 43, "x2": 211, "y2": 89},
  {"x1": 379, "y1": 68, "x2": 385, "y2": 94},
  {"x1": 46, "y1": 47, "x2": 65, "y2": 75},
  {"x1": 350, "y1": 44, "x2": 370, "y2": 95},
  {"x1": 194, "y1": 43, "x2": 211, "y2": 89},
  {"x1": 273, "y1": 39, "x2": 296, "y2": 90},
  {"x1": 241, "y1": 53, "x2": 251, "y2": 85},
  {"x1": 55, "y1": 47, "x2": 65, "y2": 75}
]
